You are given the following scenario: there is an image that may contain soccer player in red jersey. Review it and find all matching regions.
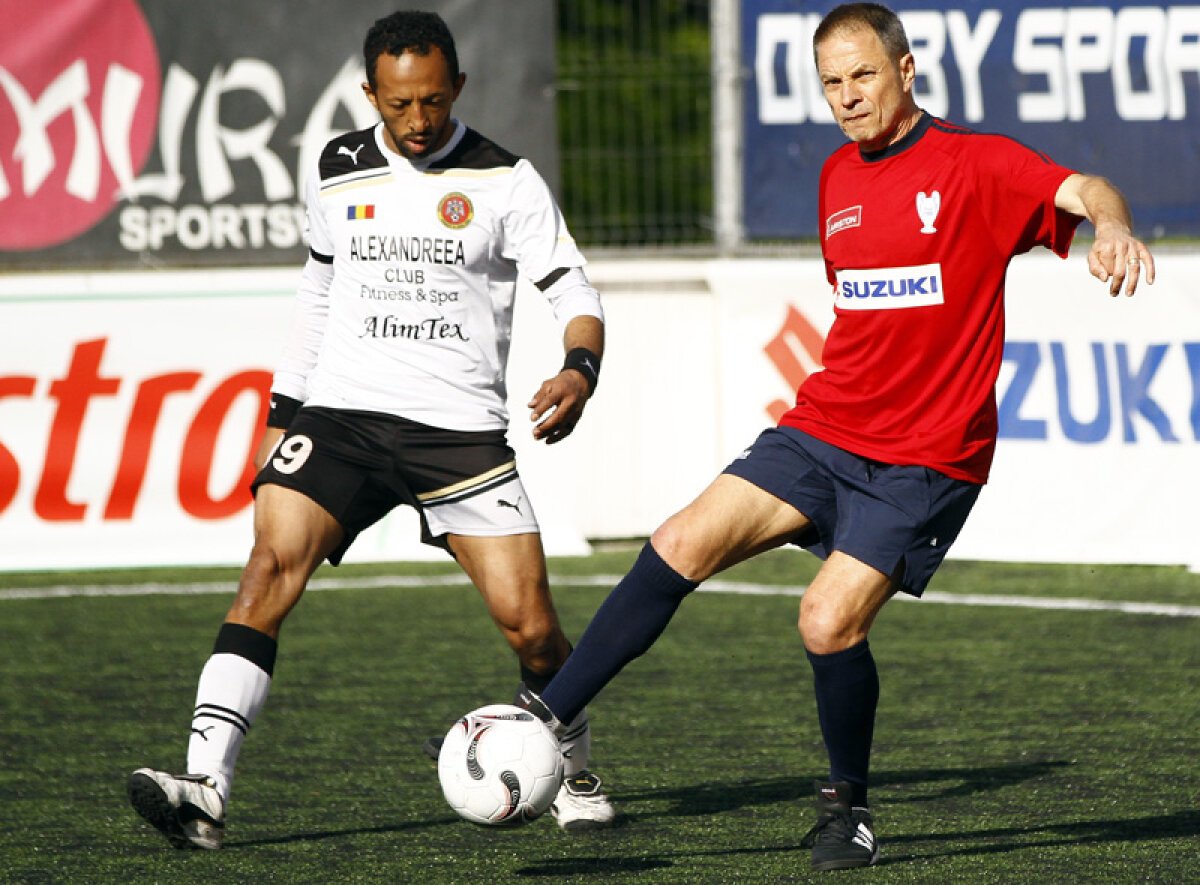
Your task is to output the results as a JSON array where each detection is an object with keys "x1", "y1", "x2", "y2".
[{"x1": 516, "y1": 1, "x2": 1155, "y2": 872}]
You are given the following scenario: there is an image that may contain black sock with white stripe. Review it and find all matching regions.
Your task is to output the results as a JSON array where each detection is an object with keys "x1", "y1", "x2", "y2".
[{"x1": 186, "y1": 623, "x2": 276, "y2": 806}]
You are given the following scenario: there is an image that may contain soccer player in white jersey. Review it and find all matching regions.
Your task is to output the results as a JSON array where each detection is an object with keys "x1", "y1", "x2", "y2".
[
  {"x1": 128, "y1": 10, "x2": 614, "y2": 848},
  {"x1": 496, "y1": 1, "x2": 1156, "y2": 873}
]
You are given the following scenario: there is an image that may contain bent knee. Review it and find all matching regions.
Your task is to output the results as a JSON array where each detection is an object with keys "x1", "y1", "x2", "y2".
[
  {"x1": 242, "y1": 541, "x2": 283, "y2": 580},
  {"x1": 228, "y1": 543, "x2": 308, "y2": 629},
  {"x1": 485, "y1": 593, "x2": 560, "y2": 648},
  {"x1": 239, "y1": 542, "x2": 299, "y2": 595},
  {"x1": 798, "y1": 598, "x2": 866, "y2": 655},
  {"x1": 506, "y1": 620, "x2": 568, "y2": 671},
  {"x1": 649, "y1": 519, "x2": 709, "y2": 580}
]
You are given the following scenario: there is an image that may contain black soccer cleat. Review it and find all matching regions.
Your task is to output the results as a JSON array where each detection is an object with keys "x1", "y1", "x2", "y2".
[
  {"x1": 422, "y1": 736, "x2": 443, "y2": 761},
  {"x1": 799, "y1": 780, "x2": 880, "y2": 871}
]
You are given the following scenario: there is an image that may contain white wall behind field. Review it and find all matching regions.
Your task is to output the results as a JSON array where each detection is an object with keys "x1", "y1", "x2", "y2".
[
  {"x1": 1, "y1": 253, "x2": 1197, "y2": 571},
  {"x1": 515, "y1": 253, "x2": 1200, "y2": 571}
]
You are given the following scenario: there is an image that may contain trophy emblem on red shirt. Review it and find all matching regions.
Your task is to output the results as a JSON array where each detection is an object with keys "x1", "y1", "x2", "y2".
[{"x1": 916, "y1": 190, "x2": 941, "y2": 234}]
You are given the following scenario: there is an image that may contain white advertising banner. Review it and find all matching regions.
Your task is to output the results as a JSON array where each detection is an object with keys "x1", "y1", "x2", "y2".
[
  {"x1": 956, "y1": 252, "x2": 1199, "y2": 567},
  {"x1": 0, "y1": 269, "x2": 589, "y2": 571},
  {"x1": 699, "y1": 253, "x2": 1200, "y2": 571},
  {"x1": 1, "y1": 253, "x2": 1196, "y2": 571}
]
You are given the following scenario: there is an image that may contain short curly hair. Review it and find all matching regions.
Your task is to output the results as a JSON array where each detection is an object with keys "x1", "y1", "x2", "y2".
[{"x1": 364, "y1": 10, "x2": 460, "y2": 89}]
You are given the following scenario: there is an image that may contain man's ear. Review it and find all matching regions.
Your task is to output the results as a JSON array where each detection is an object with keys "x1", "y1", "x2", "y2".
[{"x1": 362, "y1": 80, "x2": 379, "y2": 111}]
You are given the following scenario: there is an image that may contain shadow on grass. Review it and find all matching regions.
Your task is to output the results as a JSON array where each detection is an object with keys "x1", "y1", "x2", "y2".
[
  {"x1": 513, "y1": 809, "x2": 1200, "y2": 877},
  {"x1": 614, "y1": 759, "x2": 1071, "y2": 818},
  {"x1": 878, "y1": 809, "x2": 1200, "y2": 866},
  {"x1": 227, "y1": 815, "x2": 461, "y2": 848},
  {"x1": 226, "y1": 760, "x2": 1199, "y2": 874},
  {"x1": 225, "y1": 761, "x2": 1068, "y2": 848}
]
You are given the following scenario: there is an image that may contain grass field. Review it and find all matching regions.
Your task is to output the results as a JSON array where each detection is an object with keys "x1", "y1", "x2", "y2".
[{"x1": 1, "y1": 549, "x2": 1197, "y2": 883}]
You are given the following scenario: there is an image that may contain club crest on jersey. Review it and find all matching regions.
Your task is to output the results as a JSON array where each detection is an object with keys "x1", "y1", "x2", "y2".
[
  {"x1": 438, "y1": 192, "x2": 474, "y2": 230},
  {"x1": 826, "y1": 205, "x2": 862, "y2": 239},
  {"x1": 916, "y1": 190, "x2": 940, "y2": 234}
]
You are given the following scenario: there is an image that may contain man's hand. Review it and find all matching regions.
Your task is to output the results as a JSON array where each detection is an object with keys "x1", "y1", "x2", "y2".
[
  {"x1": 1056, "y1": 173, "x2": 1156, "y2": 297},
  {"x1": 528, "y1": 368, "x2": 591, "y2": 444},
  {"x1": 253, "y1": 426, "x2": 286, "y2": 471},
  {"x1": 1088, "y1": 222, "x2": 1156, "y2": 297}
]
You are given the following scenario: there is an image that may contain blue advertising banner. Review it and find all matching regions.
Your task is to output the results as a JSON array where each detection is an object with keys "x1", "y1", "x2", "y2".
[{"x1": 743, "y1": 1, "x2": 1200, "y2": 239}]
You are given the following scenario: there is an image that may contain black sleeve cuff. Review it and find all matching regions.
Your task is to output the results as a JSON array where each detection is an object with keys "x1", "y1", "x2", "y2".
[{"x1": 267, "y1": 393, "x2": 303, "y2": 428}]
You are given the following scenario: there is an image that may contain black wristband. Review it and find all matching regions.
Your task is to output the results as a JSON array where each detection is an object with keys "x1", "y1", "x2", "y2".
[
  {"x1": 562, "y1": 347, "x2": 600, "y2": 395},
  {"x1": 266, "y1": 393, "x2": 303, "y2": 429}
]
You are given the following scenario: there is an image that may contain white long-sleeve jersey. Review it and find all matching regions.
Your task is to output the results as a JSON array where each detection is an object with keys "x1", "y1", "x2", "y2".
[{"x1": 273, "y1": 120, "x2": 603, "y2": 431}]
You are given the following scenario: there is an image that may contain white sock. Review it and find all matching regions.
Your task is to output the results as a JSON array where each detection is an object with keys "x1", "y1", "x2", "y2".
[
  {"x1": 560, "y1": 707, "x2": 591, "y2": 777},
  {"x1": 187, "y1": 652, "x2": 271, "y2": 806}
]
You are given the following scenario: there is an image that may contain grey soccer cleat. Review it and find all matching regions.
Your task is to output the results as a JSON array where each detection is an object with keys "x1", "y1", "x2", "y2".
[{"x1": 127, "y1": 768, "x2": 225, "y2": 849}]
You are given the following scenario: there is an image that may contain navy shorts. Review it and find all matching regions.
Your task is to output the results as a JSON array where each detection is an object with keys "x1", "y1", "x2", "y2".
[
  {"x1": 252, "y1": 407, "x2": 538, "y2": 564},
  {"x1": 722, "y1": 426, "x2": 981, "y2": 596}
]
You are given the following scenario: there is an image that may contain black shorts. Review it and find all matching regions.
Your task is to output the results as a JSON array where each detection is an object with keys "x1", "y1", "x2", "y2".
[
  {"x1": 723, "y1": 426, "x2": 982, "y2": 596},
  {"x1": 252, "y1": 407, "x2": 539, "y2": 564}
]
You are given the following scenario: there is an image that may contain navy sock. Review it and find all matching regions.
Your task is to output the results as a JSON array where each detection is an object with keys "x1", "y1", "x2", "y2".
[
  {"x1": 806, "y1": 639, "x2": 879, "y2": 807},
  {"x1": 540, "y1": 543, "x2": 698, "y2": 724}
]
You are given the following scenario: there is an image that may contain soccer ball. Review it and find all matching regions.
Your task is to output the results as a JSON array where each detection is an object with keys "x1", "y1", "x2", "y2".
[{"x1": 437, "y1": 704, "x2": 564, "y2": 826}]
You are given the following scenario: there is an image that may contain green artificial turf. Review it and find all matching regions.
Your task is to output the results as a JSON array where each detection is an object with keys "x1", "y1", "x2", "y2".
[{"x1": 1, "y1": 552, "x2": 1196, "y2": 883}]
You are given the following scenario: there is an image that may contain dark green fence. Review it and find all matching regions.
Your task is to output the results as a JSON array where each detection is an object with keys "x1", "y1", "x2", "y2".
[{"x1": 556, "y1": 0, "x2": 713, "y2": 247}]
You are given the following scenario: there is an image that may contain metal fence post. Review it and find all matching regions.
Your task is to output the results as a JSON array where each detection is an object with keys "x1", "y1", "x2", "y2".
[{"x1": 712, "y1": 0, "x2": 744, "y2": 255}]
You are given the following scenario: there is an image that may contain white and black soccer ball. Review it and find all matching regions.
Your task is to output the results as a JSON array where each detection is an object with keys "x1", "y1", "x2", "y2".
[{"x1": 437, "y1": 703, "x2": 564, "y2": 826}]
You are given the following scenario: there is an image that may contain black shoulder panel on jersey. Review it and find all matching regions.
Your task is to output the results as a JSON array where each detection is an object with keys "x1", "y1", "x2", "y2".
[
  {"x1": 929, "y1": 116, "x2": 974, "y2": 137},
  {"x1": 930, "y1": 116, "x2": 1055, "y2": 164},
  {"x1": 430, "y1": 127, "x2": 521, "y2": 172},
  {"x1": 319, "y1": 128, "x2": 387, "y2": 181}
]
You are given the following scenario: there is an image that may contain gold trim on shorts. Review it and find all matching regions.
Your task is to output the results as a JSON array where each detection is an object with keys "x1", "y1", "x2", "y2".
[{"x1": 416, "y1": 459, "x2": 518, "y2": 505}]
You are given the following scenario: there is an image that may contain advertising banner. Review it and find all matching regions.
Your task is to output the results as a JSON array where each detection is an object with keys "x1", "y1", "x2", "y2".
[
  {"x1": 0, "y1": 0, "x2": 558, "y2": 269},
  {"x1": 485, "y1": 253, "x2": 1200, "y2": 572},
  {"x1": 1, "y1": 254, "x2": 1197, "y2": 571},
  {"x1": 0, "y1": 270, "x2": 589, "y2": 570},
  {"x1": 705, "y1": 253, "x2": 1200, "y2": 569},
  {"x1": 743, "y1": 1, "x2": 1200, "y2": 239}
]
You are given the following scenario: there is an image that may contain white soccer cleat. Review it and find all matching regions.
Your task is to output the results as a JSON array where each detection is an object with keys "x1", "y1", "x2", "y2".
[
  {"x1": 127, "y1": 768, "x2": 225, "y2": 849},
  {"x1": 550, "y1": 770, "x2": 616, "y2": 831}
]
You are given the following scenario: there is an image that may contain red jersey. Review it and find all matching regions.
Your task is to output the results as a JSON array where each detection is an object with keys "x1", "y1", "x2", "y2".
[{"x1": 781, "y1": 114, "x2": 1081, "y2": 483}]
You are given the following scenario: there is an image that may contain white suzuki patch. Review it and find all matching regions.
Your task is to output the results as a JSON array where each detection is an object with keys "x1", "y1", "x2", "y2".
[{"x1": 835, "y1": 263, "x2": 945, "y2": 310}]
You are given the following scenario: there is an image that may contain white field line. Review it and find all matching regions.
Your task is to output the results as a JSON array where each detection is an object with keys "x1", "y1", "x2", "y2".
[{"x1": 0, "y1": 573, "x2": 1197, "y2": 618}]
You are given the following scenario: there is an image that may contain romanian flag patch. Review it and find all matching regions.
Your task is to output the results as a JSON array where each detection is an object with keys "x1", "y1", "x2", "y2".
[{"x1": 347, "y1": 205, "x2": 375, "y2": 220}]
